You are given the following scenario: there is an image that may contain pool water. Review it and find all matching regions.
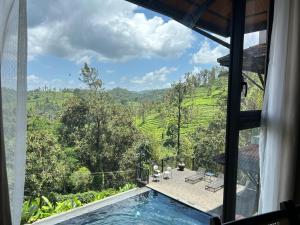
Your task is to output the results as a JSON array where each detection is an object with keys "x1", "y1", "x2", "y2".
[{"x1": 58, "y1": 190, "x2": 211, "y2": 225}]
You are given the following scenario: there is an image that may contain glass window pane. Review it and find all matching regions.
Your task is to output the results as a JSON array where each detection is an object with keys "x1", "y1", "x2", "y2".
[
  {"x1": 26, "y1": 0, "x2": 234, "y2": 222},
  {"x1": 236, "y1": 128, "x2": 260, "y2": 218},
  {"x1": 239, "y1": 0, "x2": 271, "y2": 111},
  {"x1": 240, "y1": 30, "x2": 265, "y2": 111},
  {"x1": 235, "y1": 0, "x2": 271, "y2": 218}
]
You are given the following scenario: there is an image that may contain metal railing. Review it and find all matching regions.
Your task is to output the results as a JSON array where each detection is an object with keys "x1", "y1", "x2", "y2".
[
  {"x1": 90, "y1": 170, "x2": 136, "y2": 190},
  {"x1": 136, "y1": 166, "x2": 150, "y2": 186},
  {"x1": 161, "y1": 156, "x2": 195, "y2": 172}
]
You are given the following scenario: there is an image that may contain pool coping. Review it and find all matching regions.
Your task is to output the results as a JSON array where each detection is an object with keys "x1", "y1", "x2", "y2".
[
  {"x1": 148, "y1": 185, "x2": 215, "y2": 218},
  {"x1": 30, "y1": 187, "x2": 150, "y2": 225}
]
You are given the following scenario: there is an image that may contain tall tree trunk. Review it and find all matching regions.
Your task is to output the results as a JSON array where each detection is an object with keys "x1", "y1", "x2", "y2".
[
  {"x1": 177, "y1": 92, "x2": 181, "y2": 155},
  {"x1": 142, "y1": 110, "x2": 145, "y2": 124},
  {"x1": 96, "y1": 117, "x2": 101, "y2": 172}
]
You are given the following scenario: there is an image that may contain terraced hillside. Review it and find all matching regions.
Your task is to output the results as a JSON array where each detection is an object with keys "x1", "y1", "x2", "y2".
[
  {"x1": 135, "y1": 77, "x2": 228, "y2": 157},
  {"x1": 27, "y1": 76, "x2": 228, "y2": 158}
]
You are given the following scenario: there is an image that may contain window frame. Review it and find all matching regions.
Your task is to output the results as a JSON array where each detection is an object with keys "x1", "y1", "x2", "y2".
[{"x1": 223, "y1": 0, "x2": 275, "y2": 221}]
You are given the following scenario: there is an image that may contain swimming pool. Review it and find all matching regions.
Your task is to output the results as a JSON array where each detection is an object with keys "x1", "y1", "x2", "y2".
[{"x1": 58, "y1": 189, "x2": 211, "y2": 225}]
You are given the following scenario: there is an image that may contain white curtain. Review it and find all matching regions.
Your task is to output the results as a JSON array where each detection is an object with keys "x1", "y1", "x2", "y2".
[
  {"x1": 0, "y1": 0, "x2": 27, "y2": 224},
  {"x1": 259, "y1": 0, "x2": 300, "y2": 213}
]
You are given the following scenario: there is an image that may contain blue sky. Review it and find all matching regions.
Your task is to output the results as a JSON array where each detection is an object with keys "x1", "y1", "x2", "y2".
[{"x1": 27, "y1": 0, "x2": 258, "y2": 91}]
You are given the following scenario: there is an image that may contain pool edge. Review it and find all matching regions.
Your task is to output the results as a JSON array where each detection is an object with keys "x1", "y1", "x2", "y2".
[
  {"x1": 30, "y1": 187, "x2": 150, "y2": 225},
  {"x1": 147, "y1": 185, "x2": 218, "y2": 218}
]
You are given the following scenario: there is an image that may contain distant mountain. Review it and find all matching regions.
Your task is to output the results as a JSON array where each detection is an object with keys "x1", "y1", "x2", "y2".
[
  {"x1": 108, "y1": 87, "x2": 168, "y2": 104},
  {"x1": 137, "y1": 89, "x2": 168, "y2": 101},
  {"x1": 27, "y1": 87, "x2": 169, "y2": 117},
  {"x1": 107, "y1": 88, "x2": 139, "y2": 104},
  {"x1": 26, "y1": 77, "x2": 230, "y2": 152}
]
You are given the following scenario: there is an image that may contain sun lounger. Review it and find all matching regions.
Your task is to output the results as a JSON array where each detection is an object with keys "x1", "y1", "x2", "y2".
[
  {"x1": 163, "y1": 166, "x2": 172, "y2": 179},
  {"x1": 205, "y1": 174, "x2": 224, "y2": 192},
  {"x1": 153, "y1": 171, "x2": 161, "y2": 182},
  {"x1": 185, "y1": 167, "x2": 206, "y2": 184},
  {"x1": 152, "y1": 165, "x2": 162, "y2": 182}
]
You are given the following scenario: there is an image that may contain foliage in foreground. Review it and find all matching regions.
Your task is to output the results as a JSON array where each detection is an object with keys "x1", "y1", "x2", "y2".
[{"x1": 21, "y1": 183, "x2": 136, "y2": 224}]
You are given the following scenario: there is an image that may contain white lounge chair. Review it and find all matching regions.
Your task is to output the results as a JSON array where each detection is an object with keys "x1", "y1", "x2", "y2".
[
  {"x1": 163, "y1": 166, "x2": 172, "y2": 179},
  {"x1": 152, "y1": 165, "x2": 161, "y2": 182}
]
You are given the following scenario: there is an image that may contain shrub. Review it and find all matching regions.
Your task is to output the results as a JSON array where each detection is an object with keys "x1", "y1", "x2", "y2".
[
  {"x1": 69, "y1": 167, "x2": 92, "y2": 192},
  {"x1": 118, "y1": 183, "x2": 136, "y2": 192},
  {"x1": 55, "y1": 191, "x2": 98, "y2": 204},
  {"x1": 53, "y1": 183, "x2": 136, "y2": 204},
  {"x1": 21, "y1": 195, "x2": 82, "y2": 224}
]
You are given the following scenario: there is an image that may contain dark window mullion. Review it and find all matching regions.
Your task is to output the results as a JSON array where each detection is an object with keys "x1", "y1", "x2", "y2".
[
  {"x1": 264, "y1": 0, "x2": 275, "y2": 87},
  {"x1": 223, "y1": 0, "x2": 246, "y2": 222}
]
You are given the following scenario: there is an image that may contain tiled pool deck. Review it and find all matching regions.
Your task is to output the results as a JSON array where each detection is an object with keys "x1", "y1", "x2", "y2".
[{"x1": 147, "y1": 168, "x2": 245, "y2": 215}]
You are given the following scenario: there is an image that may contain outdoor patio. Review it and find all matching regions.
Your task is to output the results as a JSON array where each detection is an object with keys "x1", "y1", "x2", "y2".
[{"x1": 147, "y1": 168, "x2": 245, "y2": 215}]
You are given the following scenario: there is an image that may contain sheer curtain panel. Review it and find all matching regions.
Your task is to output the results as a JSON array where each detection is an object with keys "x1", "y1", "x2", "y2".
[
  {"x1": 0, "y1": 0, "x2": 27, "y2": 225},
  {"x1": 259, "y1": 0, "x2": 300, "y2": 213}
]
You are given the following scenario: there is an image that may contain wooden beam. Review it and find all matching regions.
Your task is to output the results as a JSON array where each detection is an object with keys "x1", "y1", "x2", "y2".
[
  {"x1": 189, "y1": 0, "x2": 215, "y2": 26},
  {"x1": 125, "y1": 0, "x2": 230, "y2": 36},
  {"x1": 257, "y1": 73, "x2": 265, "y2": 88},
  {"x1": 193, "y1": 27, "x2": 230, "y2": 48}
]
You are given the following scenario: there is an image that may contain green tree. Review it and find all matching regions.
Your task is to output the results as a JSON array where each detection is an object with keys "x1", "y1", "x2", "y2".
[
  {"x1": 59, "y1": 98, "x2": 89, "y2": 146},
  {"x1": 79, "y1": 63, "x2": 102, "y2": 91},
  {"x1": 25, "y1": 130, "x2": 68, "y2": 197},
  {"x1": 163, "y1": 124, "x2": 178, "y2": 148},
  {"x1": 192, "y1": 73, "x2": 228, "y2": 172},
  {"x1": 167, "y1": 73, "x2": 195, "y2": 155},
  {"x1": 192, "y1": 115, "x2": 226, "y2": 173},
  {"x1": 70, "y1": 167, "x2": 92, "y2": 192},
  {"x1": 60, "y1": 63, "x2": 142, "y2": 176},
  {"x1": 78, "y1": 63, "x2": 111, "y2": 172}
]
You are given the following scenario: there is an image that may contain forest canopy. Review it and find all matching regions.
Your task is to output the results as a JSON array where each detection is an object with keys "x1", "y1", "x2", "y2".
[{"x1": 25, "y1": 64, "x2": 263, "y2": 197}]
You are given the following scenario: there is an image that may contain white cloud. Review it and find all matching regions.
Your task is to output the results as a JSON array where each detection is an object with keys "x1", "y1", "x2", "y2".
[
  {"x1": 107, "y1": 81, "x2": 116, "y2": 85},
  {"x1": 189, "y1": 31, "x2": 258, "y2": 66},
  {"x1": 213, "y1": 34, "x2": 230, "y2": 44},
  {"x1": 28, "y1": 0, "x2": 194, "y2": 63},
  {"x1": 192, "y1": 66, "x2": 202, "y2": 74},
  {"x1": 205, "y1": 31, "x2": 259, "y2": 49},
  {"x1": 131, "y1": 67, "x2": 177, "y2": 84},
  {"x1": 104, "y1": 80, "x2": 117, "y2": 89},
  {"x1": 106, "y1": 69, "x2": 114, "y2": 74},
  {"x1": 191, "y1": 39, "x2": 228, "y2": 65},
  {"x1": 27, "y1": 74, "x2": 82, "y2": 90},
  {"x1": 244, "y1": 31, "x2": 259, "y2": 48},
  {"x1": 27, "y1": 74, "x2": 39, "y2": 82},
  {"x1": 120, "y1": 76, "x2": 127, "y2": 82}
]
